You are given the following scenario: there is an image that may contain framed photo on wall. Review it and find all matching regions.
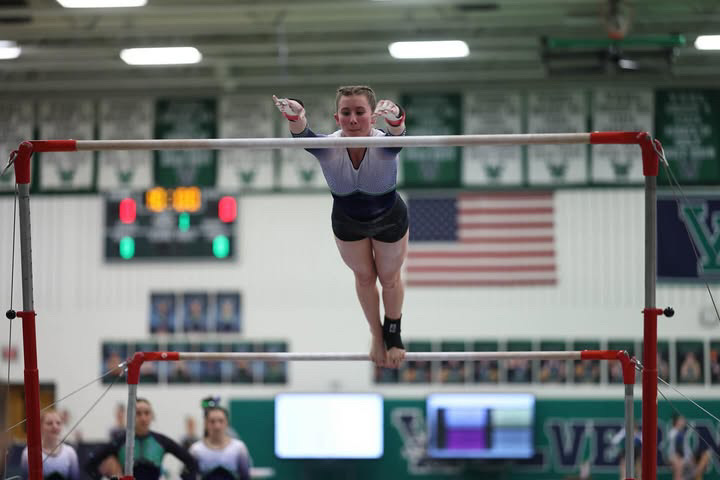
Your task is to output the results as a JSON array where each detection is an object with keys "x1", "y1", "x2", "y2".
[
  {"x1": 101, "y1": 342, "x2": 128, "y2": 384},
  {"x1": 676, "y1": 340, "x2": 703, "y2": 385},
  {"x1": 150, "y1": 293, "x2": 176, "y2": 334},
  {"x1": 231, "y1": 342, "x2": 254, "y2": 384},
  {"x1": 439, "y1": 341, "x2": 466, "y2": 384},
  {"x1": 506, "y1": 340, "x2": 533, "y2": 383},
  {"x1": 400, "y1": 340, "x2": 433, "y2": 383},
  {"x1": 472, "y1": 340, "x2": 499, "y2": 384},
  {"x1": 539, "y1": 340, "x2": 568, "y2": 384},
  {"x1": 573, "y1": 340, "x2": 601, "y2": 384},
  {"x1": 199, "y1": 342, "x2": 223, "y2": 383},
  {"x1": 262, "y1": 341, "x2": 288, "y2": 384},
  {"x1": 214, "y1": 292, "x2": 242, "y2": 333},
  {"x1": 183, "y1": 292, "x2": 209, "y2": 333},
  {"x1": 167, "y1": 342, "x2": 191, "y2": 383}
]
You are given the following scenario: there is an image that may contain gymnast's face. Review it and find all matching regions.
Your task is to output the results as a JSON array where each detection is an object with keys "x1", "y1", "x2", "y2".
[
  {"x1": 205, "y1": 409, "x2": 228, "y2": 439},
  {"x1": 335, "y1": 94, "x2": 374, "y2": 137},
  {"x1": 135, "y1": 400, "x2": 153, "y2": 435},
  {"x1": 41, "y1": 411, "x2": 63, "y2": 443}
]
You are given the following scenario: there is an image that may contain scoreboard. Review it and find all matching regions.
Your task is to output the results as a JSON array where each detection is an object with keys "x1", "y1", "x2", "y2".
[{"x1": 105, "y1": 187, "x2": 237, "y2": 260}]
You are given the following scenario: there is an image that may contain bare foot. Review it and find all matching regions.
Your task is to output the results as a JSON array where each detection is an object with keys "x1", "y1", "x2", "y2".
[
  {"x1": 370, "y1": 338, "x2": 388, "y2": 367},
  {"x1": 386, "y1": 347, "x2": 406, "y2": 369}
]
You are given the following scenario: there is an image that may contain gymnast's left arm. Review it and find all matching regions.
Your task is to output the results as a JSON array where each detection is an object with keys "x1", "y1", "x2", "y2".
[{"x1": 374, "y1": 99, "x2": 405, "y2": 136}]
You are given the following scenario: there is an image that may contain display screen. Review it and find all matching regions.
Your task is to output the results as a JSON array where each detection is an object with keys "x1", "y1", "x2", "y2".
[
  {"x1": 105, "y1": 188, "x2": 236, "y2": 260},
  {"x1": 274, "y1": 393, "x2": 384, "y2": 459},
  {"x1": 426, "y1": 393, "x2": 535, "y2": 459}
]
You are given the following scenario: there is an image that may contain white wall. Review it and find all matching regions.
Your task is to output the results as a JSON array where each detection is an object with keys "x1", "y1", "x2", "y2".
[{"x1": 0, "y1": 189, "x2": 718, "y2": 443}]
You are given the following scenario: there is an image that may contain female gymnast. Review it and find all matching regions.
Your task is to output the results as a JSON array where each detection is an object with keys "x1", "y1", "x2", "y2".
[
  {"x1": 189, "y1": 406, "x2": 251, "y2": 480},
  {"x1": 84, "y1": 398, "x2": 197, "y2": 480},
  {"x1": 21, "y1": 409, "x2": 80, "y2": 480},
  {"x1": 273, "y1": 86, "x2": 408, "y2": 369}
]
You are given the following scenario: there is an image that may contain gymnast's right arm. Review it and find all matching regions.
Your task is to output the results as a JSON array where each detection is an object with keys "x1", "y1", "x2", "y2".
[{"x1": 272, "y1": 95, "x2": 307, "y2": 135}]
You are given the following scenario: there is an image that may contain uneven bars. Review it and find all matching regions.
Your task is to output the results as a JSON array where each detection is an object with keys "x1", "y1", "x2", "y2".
[{"x1": 25, "y1": 131, "x2": 651, "y2": 152}]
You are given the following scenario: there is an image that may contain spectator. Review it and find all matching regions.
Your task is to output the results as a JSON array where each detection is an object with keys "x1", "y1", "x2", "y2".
[
  {"x1": 612, "y1": 423, "x2": 641, "y2": 480},
  {"x1": 180, "y1": 416, "x2": 199, "y2": 451},
  {"x1": 21, "y1": 409, "x2": 80, "y2": 480},
  {"x1": 85, "y1": 398, "x2": 197, "y2": 480},
  {"x1": 189, "y1": 406, "x2": 251, "y2": 480},
  {"x1": 667, "y1": 414, "x2": 711, "y2": 480},
  {"x1": 109, "y1": 403, "x2": 126, "y2": 442}
]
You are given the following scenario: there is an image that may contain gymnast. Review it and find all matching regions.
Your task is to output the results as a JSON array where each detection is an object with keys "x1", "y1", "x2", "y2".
[{"x1": 273, "y1": 86, "x2": 408, "y2": 369}]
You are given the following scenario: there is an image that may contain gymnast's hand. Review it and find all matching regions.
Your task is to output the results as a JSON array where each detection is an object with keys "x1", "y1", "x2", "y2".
[
  {"x1": 272, "y1": 95, "x2": 305, "y2": 122},
  {"x1": 373, "y1": 99, "x2": 404, "y2": 127}
]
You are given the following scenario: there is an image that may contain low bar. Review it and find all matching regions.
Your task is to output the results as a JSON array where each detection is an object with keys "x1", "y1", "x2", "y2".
[{"x1": 175, "y1": 351, "x2": 584, "y2": 361}]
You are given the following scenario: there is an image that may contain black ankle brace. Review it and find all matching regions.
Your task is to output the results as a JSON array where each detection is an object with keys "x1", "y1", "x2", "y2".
[{"x1": 382, "y1": 316, "x2": 404, "y2": 350}]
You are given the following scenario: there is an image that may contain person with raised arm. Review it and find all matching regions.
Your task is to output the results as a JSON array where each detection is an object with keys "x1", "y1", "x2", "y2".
[{"x1": 273, "y1": 86, "x2": 408, "y2": 369}]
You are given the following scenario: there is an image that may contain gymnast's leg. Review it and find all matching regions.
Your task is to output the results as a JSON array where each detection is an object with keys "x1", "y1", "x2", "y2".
[
  {"x1": 334, "y1": 236, "x2": 388, "y2": 367},
  {"x1": 372, "y1": 229, "x2": 409, "y2": 369}
]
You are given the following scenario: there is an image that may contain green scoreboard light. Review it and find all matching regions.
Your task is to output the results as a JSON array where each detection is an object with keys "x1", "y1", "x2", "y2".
[{"x1": 105, "y1": 187, "x2": 236, "y2": 261}]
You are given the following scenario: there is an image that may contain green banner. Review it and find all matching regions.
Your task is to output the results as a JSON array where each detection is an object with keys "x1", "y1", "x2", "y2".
[
  {"x1": 401, "y1": 93, "x2": 462, "y2": 187},
  {"x1": 655, "y1": 89, "x2": 720, "y2": 185},
  {"x1": 154, "y1": 98, "x2": 217, "y2": 187},
  {"x1": 230, "y1": 398, "x2": 720, "y2": 479}
]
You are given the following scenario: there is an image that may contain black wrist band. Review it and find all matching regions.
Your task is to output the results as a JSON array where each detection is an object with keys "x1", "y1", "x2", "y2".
[{"x1": 382, "y1": 316, "x2": 404, "y2": 350}]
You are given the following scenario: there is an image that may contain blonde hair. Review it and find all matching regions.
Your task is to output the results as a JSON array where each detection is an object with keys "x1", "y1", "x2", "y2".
[
  {"x1": 335, "y1": 85, "x2": 377, "y2": 111},
  {"x1": 40, "y1": 409, "x2": 60, "y2": 422}
]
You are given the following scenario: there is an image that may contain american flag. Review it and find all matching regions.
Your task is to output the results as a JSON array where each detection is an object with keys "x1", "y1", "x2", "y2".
[{"x1": 405, "y1": 192, "x2": 557, "y2": 286}]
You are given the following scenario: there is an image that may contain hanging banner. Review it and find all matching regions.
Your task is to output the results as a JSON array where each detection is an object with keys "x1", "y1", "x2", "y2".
[
  {"x1": 527, "y1": 91, "x2": 588, "y2": 185},
  {"x1": 0, "y1": 101, "x2": 34, "y2": 192},
  {"x1": 154, "y1": 98, "x2": 217, "y2": 187},
  {"x1": 97, "y1": 98, "x2": 154, "y2": 191},
  {"x1": 218, "y1": 95, "x2": 275, "y2": 191},
  {"x1": 658, "y1": 192, "x2": 720, "y2": 282},
  {"x1": 655, "y1": 89, "x2": 720, "y2": 185},
  {"x1": 401, "y1": 93, "x2": 462, "y2": 188},
  {"x1": 38, "y1": 100, "x2": 95, "y2": 191},
  {"x1": 463, "y1": 92, "x2": 523, "y2": 186},
  {"x1": 591, "y1": 89, "x2": 652, "y2": 184}
]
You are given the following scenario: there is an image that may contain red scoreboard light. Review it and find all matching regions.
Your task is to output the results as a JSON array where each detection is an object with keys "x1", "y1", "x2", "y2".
[
  {"x1": 118, "y1": 198, "x2": 137, "y2": 224},
  {"x1": 218, "y1": 196, "x2": 237, "y2": 223}
]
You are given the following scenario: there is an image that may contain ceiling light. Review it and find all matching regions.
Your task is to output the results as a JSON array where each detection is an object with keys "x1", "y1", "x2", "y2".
[
  {"x1": 120, "y1": 47, "x2": 202, "y2": 66},
  {"x1": 617, "y1": 58, "x2": 639, "y2": 70},
  {"x1": 695, "y1": 35, "x2": 720, "y2": 50},
  {"x1": 389, "y1": 41, "x2": 470, "y2": 59},
  {"x1": 57, "y1": 0, "x2": 147, "y2": 7},
  {"x1": 0, "y1": 41, "x2": 21, "y2": 60}
]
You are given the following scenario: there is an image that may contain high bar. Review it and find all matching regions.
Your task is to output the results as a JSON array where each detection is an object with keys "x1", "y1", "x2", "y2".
[{"x1": 25, "y1": 132, "x2": 651, "y2": 153}]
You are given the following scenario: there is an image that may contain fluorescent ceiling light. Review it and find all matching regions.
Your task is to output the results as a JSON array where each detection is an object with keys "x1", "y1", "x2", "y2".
[
  {"x1": 0, "y1": 41, "x2": 21, "y2": 60},
  {"x1": 57, "y1": 0, "x2": 147, "y2": 7},
  {"x1": 120, "y1": 47, "x2": 202, "y2": 66},
  {"x1": 695, "y1": 35, "x2": 720, "y2": 50},
  {"x1": 389, "y1": 40, "x2": 469, "y2": 59}
]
